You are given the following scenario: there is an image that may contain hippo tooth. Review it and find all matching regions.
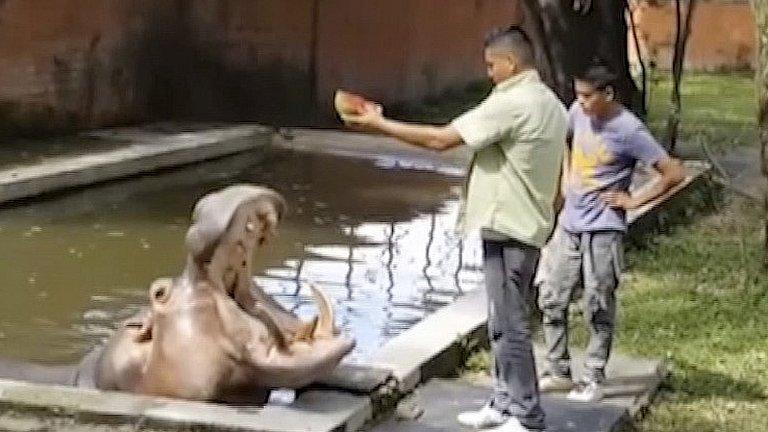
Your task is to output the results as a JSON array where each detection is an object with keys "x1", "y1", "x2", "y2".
[{"x1": 310, "y1": 284, "x2": 334, "y2": 338}]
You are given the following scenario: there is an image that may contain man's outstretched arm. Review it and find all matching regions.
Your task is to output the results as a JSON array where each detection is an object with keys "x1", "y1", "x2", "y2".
[{"x1": 345, "y1": 104, "x2": 463, "y2": 152}]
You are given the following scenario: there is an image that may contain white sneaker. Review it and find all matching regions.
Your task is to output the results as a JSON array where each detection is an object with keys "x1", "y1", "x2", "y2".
[
  {"x1": 539, "y1": 373, "x2": 574, "y2": 392},
  {"x1": 567, "y1": 380, "x2": 604, "y2": 402},
  {"x1": 485, "y1": 416, "x2": 541, "y2": 432},
  {"x1": 457, "y1": 405, "x2": 506, "y2": 429}
]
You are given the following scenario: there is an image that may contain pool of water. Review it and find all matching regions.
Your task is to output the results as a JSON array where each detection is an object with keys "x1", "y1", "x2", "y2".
[{"x1": 0, "y1": 147, "x2": 483, "y2": 364}]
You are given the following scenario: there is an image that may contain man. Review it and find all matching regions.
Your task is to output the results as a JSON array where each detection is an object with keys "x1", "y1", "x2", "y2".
[
  {"x1": 345, "y1": 26, "x2": 566, "y2": 432},
  {"x1": 537, "y1": 63, "x2": 685, "y2": 402}
]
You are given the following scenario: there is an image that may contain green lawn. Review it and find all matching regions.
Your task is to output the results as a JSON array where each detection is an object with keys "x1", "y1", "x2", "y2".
[
  {"x1": 621, "y1": 195, "x2": 768, "y2": 431},
  {"x1": 646, "y1": 72, "x2": 757, "y2": 155}
]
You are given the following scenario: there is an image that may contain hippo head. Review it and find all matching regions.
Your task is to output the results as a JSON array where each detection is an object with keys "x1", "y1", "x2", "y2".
[
  {"x1": 95, "y1": 185, "x2": 355, "y2": 403},
  {"x1": 97, "y1": 276, "x2": 353, "y2": 403}
]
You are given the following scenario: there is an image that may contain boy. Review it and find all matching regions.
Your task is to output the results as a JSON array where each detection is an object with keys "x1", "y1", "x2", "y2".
[{"x1": 538, "y1": 63, "x2": 684, "y2": 402}]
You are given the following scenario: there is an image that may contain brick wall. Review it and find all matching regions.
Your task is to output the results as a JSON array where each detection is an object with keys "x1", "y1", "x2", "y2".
[
  {"x1": 0, "y1": 0, "x2": 521, "y2": 134},
  {"x1": 0, "y1": 0, "x2": 160, "y2": 134}
]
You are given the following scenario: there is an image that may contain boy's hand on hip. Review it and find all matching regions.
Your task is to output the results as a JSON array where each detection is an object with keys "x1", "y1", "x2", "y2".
[{"x1": 600, "y1": 191, "x2": 638, "y2": 210}]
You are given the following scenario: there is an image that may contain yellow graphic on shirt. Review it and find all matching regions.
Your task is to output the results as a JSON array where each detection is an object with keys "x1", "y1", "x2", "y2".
[{"x1": 569, "y1": 132, "x2": 614, "y2": 192}]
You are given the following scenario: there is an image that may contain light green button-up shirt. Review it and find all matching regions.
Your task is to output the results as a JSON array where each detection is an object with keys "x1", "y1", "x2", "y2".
[{"x1": 451, "y1": 70, "x2": 567, "y2": 248}]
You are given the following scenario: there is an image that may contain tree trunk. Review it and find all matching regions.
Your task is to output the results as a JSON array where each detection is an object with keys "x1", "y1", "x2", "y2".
[
  {"x1": 522, "y1": 0, "x2": 642, "y2": 114},
  {"x1": 628, "y1": 2, "x2": 648, "y2": 117},
  {"x1": 751, "y1": 0, "x2": 768, "y2": 268},
  {"x1": 666, "y1": 0, "x2": 697, "y2": 153}
]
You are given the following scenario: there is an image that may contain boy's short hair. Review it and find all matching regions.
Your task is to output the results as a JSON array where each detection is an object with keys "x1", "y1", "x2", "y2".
[
  {"x1": 484, "y1": 26, "x2": 535, "y2": 66},
  {"x1": 574, "y1": 62, "x2": 618, "y2": 91}
]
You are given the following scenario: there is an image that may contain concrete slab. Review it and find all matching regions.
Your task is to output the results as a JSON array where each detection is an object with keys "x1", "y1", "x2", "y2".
[
  {"x1": 0, "y1": 379, "x2": 370, "y2": 432},
  {"x1": 0, "y1": 124, "x2": 270, "y2": 204},
  {"x1": 373, "y1": 290, "x2": 486, "y2": 392},
  {"x1": 367, "y1": 286, "x2": 664, "y2": 432},
  {"x1": 272, "y1": 128, "x2": 471, "y2": 176},
  {"x1": 369, "y1": 379, "x2": 630, "y2": 432},
  {"x1": 313, "y1": 363, "x2": 394, "y2": 394}
]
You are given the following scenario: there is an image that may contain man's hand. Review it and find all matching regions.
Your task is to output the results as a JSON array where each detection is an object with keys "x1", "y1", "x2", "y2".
[
  {"x1": 342, "y1": 102, "x2": 463, "y2": 152},
  {"x1": 600, "y1": 190, "x2": 638, "y2": 210},
  {"x1": 342, "y1": 103, "x2": 384, "y2": 131}
]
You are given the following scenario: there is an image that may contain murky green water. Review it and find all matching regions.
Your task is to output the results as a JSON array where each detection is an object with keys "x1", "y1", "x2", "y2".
[{"x1": 0, "y1": 147, "x2": 483, "y2": 364}]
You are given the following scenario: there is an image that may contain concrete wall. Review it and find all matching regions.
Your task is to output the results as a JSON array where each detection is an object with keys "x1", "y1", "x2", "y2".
[
  {"x1": 632, "y1": 1, "x2": 756, "y2": 71},
  {"x1": 154, "y1": 1, "x2": 317, "y2": 124},
  {"x1": 314, "y1": 0, "x2": 521, "y2": 117},
  {"x1": 0, "y1": 0, "x2": 157, "y2": 135},
  {"x1": 0, "y1": 0, "x2": 520, "y2": 134}
]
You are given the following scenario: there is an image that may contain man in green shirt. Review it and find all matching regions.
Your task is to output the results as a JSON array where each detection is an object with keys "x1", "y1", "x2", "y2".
[{"x1": 345, "y1": 26, "x2": 567, "y2": 432}]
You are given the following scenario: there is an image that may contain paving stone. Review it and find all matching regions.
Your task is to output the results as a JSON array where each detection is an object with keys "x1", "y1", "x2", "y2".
[
  {"x1": 369, "y1": 379, "x2": 631, "y2": 432},
  {"x1": 373, "y1": 290, "x2": 486, "y2": 392}
]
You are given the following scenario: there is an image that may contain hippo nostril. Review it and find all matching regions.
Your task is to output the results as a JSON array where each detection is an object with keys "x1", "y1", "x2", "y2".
[
  {"x1": 149, "y1": 278, "x2": 172, "y2": 304},
  {"x1": 153, "y1": 287, "x2": 166, "y2": 300}
]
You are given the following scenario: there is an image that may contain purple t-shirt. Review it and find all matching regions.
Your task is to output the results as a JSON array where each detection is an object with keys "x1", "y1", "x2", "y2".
[{"x1": 561, "y1": 103, "x2": 668, "y2": 233}]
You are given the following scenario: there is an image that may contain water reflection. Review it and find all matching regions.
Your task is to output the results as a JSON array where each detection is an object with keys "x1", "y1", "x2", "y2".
[
  {"x1": 258, "y1": 200, "x2": 483, "y2": 360},
  {"x1": 0, "y1": 147, "x2": 483, "y2": 363}
]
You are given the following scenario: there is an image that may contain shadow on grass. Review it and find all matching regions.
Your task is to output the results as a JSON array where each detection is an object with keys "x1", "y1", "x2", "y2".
[{"x1": 665, "y1": 359, "x2": 767, "y2": 402}]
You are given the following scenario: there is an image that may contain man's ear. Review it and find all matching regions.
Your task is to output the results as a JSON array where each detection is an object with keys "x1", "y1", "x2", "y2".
[
  {"x1": 604, "y1": 86, "x2": 615, "y2": 102},
  {"x1": 506, "y1": 53, "x2": 519, "y2": 72}
]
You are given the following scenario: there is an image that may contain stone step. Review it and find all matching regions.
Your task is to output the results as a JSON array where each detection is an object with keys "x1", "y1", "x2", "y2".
[{"x1": 370, "y1": 378, "x2": 635, "y2": 432}]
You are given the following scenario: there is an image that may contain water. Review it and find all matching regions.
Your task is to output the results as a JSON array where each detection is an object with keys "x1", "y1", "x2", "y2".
[{"x1": 0, "y1": 147, "x2": 483, "y2": 364}]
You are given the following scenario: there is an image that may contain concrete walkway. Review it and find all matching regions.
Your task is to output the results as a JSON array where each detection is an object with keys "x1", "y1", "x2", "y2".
[
  {"x1": 371, "y1": 379, "x2": 632, "y2": 432},
  {"x1": 363, "y1": 286, "x2": 664, "y2": 432}
]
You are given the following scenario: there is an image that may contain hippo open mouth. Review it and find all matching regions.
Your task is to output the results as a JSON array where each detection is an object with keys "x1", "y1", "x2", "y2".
[
  {"x1": 0, "y1": 184, "x2": 355, "y2": 405},
  {"x1": 93, "y1": 184, "x2": 355, "y2": 404}
]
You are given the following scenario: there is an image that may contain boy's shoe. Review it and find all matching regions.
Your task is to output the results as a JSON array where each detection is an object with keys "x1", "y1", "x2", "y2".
[
  {"x1": 539, "y1": 372, "x2": 574, "y2": 392},
  {"x1": 567, "y1": 380, "x2": 604, "y2": 402},
  {"x1": 486, "y1": 416, "x2": 544, "y2": 432},
  {"x1": 457, "y1": 405, "x2": 507, "y2": 429}
]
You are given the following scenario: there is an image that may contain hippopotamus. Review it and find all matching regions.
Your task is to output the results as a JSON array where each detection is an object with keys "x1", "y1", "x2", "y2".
[{"x1": 0, "y1": 184, "x2": 355, "y2": 404}]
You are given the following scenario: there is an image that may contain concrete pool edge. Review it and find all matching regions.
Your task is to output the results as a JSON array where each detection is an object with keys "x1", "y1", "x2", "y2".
[
  {"x1": 0, "y1": 379, "x2": 372, "y2": 432},
  {"x1": 0, "y1": 293, "x2": 488, "y2": 432},
  {"x1": 0, "y1": 124, "x2": 272, "y2": 204}
]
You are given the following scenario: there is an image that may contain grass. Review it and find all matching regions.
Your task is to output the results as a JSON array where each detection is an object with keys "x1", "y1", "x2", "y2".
[
  {"x1": 621, "y1": 195, "x2": 768, "y2": 432},
  {"x1": 646, "y1": 72, "x2": 757, "y2": 156}
]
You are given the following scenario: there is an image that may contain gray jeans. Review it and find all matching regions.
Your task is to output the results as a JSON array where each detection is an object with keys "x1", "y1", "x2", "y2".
[
  {"x1": 483, "y1": 238, "x2": 545, "y2": 430},
  {"x1": 538, "y1": 227, "x2": 623, "y2": 383}
]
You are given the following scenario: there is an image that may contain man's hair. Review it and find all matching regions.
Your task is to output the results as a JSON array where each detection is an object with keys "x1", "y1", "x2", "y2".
[
  {"x1": 574, "y1": 61, "x2": 618, "y2": 91},
  {"x1": 483, "y1": 26, "x2": 535, "y2": 67}
]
